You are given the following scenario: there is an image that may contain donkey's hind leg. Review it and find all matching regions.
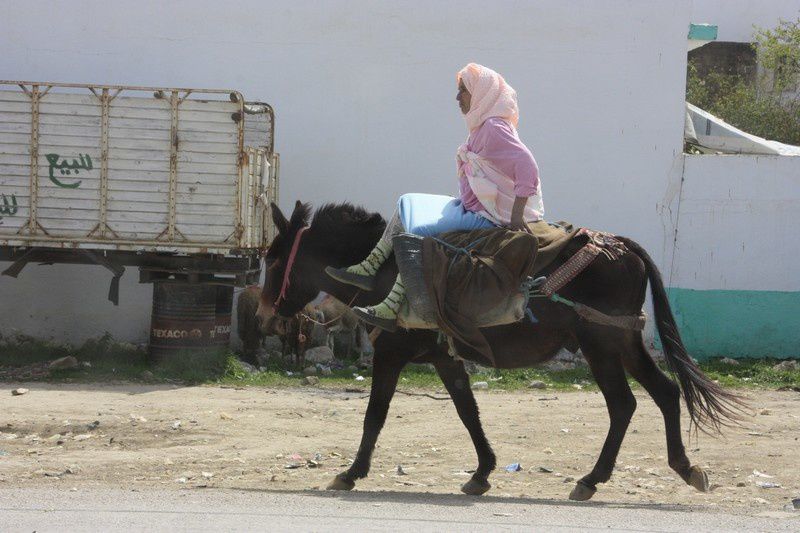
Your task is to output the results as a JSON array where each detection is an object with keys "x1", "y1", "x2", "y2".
[
  {"x1": 433, "y1": 354, "x2": 497, "y2": 496},
  {"x1": 621, "y1": 333, "x2": 709, "y2": 492},
  {"x1": 570, "y1": 329, "x2": 637, "y2": 501}
]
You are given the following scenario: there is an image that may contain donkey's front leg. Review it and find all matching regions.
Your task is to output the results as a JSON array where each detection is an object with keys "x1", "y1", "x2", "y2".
[
  {"x1": 433, "y1": 355, "x2": 497, "y2": 495},
  {"x1": 327, "y1": 345, "x2": 406, "y2": 491}
]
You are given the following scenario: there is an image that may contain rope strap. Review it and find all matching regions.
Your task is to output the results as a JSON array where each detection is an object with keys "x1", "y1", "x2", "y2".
[
  {"x1": 430, "y1": 235, "x2": 488, "y2": 257},
  {"x1": 574, "y1": 303, "x2": 646, "y2": 331},
  {"x1": 541, "y1": 292, "x2": 646, "y2": 331}
]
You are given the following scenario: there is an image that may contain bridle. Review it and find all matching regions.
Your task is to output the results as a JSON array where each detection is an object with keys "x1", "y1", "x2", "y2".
[
  {"x1": 270, "y1": 225, "x2": 362, "y2": 323},
  {"x1": 273, "y1": 225, "x2": 309, "y2": 311}
]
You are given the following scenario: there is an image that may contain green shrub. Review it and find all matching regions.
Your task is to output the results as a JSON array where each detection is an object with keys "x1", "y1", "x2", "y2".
[{"x1": 687, "y1": 18, "x2": 800, "y2": 146}]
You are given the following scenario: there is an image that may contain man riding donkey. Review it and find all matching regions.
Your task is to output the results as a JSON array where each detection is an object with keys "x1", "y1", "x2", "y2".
[{"x1": 327, "y1": 63, "x2": 543, "y2": 333}]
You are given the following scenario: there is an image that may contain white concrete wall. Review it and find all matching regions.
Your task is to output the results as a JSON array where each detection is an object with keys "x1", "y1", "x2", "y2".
[
  {"x1": 683, "y1": 0, "x2": 800, "y2": 295},
  {"x1": 663, "y1": 153, "x2": 799, "y2": 359},
  {"x1": 0, "y1": 0, "x2": 692, "y2": 344},
  {"x1": 691, "y1": 0, "x2": 800, "y2": 42},
  {"x1": 0, "y1": 264, "x2": 152, "y2": 345},
  {"x1": 670, "y1": 154, "x2": 800, "y2": 292}
]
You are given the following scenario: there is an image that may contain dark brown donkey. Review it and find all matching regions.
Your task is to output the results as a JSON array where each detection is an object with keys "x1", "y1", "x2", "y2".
[{"x1": 257, "y1": 201, "x2": 744, "y2": 501}]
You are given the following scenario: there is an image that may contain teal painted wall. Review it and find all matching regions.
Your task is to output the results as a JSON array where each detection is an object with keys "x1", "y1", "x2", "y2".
[
  {"x1": 661, "y1": 288, "x2": 800, "y2": 360},
  {"x1": 687, "y1": 23, "x2": 718, "y2": 40}
]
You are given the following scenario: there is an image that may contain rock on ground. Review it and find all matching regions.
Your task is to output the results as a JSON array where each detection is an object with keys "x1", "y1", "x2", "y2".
[
  {"x1": 239, "y1": 362, "x2": 258, "y2": 374},
  {"x1": 544, "y1": 361, "x2": 576, "y2": 371},
  {"x1": 262, "y1": 336, "x2": 283, "y2": 353},
  {"x1": 310, "y1": 324, "x2": 328, "y2": 347},
  {"x1": 773, "y1": 360, "x2": 799, "y2": 372},
  {"x1": 304, "y1": 346, "x2": 335, "y2": 364},
  {"x1": 48, "y1": 356, "x2": 79, "y2": 371}
]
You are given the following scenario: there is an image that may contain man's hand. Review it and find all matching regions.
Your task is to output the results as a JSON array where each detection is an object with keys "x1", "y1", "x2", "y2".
[
  {"x1": 509, "y1": 196, "x2": 533, "y2": 234},
  {"x1": 508, "y1": 217, "x2": 532, "y2": 233}
]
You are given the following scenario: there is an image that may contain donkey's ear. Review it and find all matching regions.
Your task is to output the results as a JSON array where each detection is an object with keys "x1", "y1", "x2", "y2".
[
  {"x1": 289, "y1": 200, "x2": 312, "y2": 228},
  {"x1": 271, "y1": 202, "x2": 289, "y2": 235}
]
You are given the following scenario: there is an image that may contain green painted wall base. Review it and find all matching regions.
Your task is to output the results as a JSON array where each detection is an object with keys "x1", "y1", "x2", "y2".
[{"x1": 660, "y1": 288, "x2": 800, "y2": 360}]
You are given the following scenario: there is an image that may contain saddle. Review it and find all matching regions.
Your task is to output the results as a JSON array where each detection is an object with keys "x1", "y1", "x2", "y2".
[
  {"x1": 394, "y1": 223, "x2": 642, "y2": 363},
  {"x1": 396, "y1": 221, "x2": 577, "y2": 329}
]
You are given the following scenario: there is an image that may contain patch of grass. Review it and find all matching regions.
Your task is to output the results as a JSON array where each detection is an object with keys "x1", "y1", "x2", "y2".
[
  {"x1": 391, "y1": 365, "x2": 596, "y2": 392},
  {"x1": 1, "y1": 332, "x2": 149, "y2": 381},
  {"x1": 1, "y1": 333, "x2": 229, "y2": 384},
  {"x1": 696, "y1": 357, "x2": 800, "y2": 389},
  {"x1": 218, "y1": 360, "x2": 598, "y2": 392},
  {"x1": 0, "y1": 333, "x2": 72, "y2": 366},
  {"x1": 153, "y1": 348, "x2": 230, "y2": 383},
  {"x1": 218, "y1": 356, "x2": 371, "y2": 389},
  {"x1": 217, "y1": 357, "x2": 800, "y2": 393},
  {"x1": 2, "y1": 334, "x2": 799, "y2": 392}
]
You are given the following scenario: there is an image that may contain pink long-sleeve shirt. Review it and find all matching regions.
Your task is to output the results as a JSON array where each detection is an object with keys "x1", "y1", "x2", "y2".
[{"x1": 458, "y1": 117, "x2": 540, "y2": 213}]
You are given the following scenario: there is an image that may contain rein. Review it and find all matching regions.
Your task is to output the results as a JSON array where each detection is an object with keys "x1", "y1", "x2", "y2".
[
  {"x1": 272, "y1": 225, "x2": 362, "y2": 329},
  {"x1": 274, "y1": 225, "x2": 310, "y2": 310},
  {"x1": 299, "y1": 292, "x2": 361, "y2": 328}
]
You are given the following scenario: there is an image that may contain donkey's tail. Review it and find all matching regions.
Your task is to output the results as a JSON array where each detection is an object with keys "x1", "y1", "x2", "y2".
[{"x1": 618, "y1": 237, "x2": 747, "y2": 433}]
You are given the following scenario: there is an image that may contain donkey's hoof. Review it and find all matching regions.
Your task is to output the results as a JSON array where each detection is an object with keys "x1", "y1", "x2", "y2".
[
  {"x1": 326, "y1": 473, "x2": 355, "y2": 491},
  {"x1": 461, "y1": 477, "x2": 491, "y2": 496},
  {"x1": 688, "y1": 466, "x2": 709, "y2": 492},
  {"x1": 569, "y1": 481, "x2": 597, "y2": 501}
]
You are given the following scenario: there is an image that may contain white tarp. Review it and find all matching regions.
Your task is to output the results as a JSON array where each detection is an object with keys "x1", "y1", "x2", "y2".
[{"x1": 685, "y1": 102, "x2": 800, "y2": 156}]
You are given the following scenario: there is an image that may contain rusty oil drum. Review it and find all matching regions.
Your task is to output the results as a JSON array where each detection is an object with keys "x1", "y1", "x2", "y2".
[
  {"x1": 212, "y1": 285, "x2": 234, "y2": 349},
  {"x1": 149, "y1": 282, "x2": 218, "y2": 360}
]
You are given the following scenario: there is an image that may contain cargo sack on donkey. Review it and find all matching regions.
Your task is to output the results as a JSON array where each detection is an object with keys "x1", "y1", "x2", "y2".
[{"x1": 393, "y1": 227, "x2": 538, "y2": 360}]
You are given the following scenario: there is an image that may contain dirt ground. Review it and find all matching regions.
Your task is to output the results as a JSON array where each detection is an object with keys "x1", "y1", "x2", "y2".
[{"x1": 1, "y1": 383, "x2": 798, "y2": 514}]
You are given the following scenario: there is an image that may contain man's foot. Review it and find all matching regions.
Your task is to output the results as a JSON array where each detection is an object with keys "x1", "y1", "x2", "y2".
[
  {"x1": 325, "y1": 266, "x2": 377, "y2": 291},
  {"x1": 353, "y1": 304, "x2": 398, "y2": 332},
  {"x1": 324, "y1": 239, "x2": 392, "y2": 290}
]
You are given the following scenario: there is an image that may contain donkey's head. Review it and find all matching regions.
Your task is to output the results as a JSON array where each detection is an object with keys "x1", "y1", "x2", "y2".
[
  {"x1": 257, "y1": 201, "x2": 319, "y2": 323},
  {"x1": 256, "y1": 200, "x2": 386, "y2": 325}
]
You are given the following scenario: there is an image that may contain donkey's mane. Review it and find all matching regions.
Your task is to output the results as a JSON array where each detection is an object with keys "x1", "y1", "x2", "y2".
[{"x1": 311, "y1": 202, "x2": 386, "y2": 234}]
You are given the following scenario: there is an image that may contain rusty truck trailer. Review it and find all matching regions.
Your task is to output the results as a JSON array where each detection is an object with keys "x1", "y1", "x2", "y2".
[{"x1": 0, "y1": 81, "x2": 279, "y2": 293}]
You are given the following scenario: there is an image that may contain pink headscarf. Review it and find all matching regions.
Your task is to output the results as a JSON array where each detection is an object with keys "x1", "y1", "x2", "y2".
[{"x1": 457, "y1": 63, "x2": 519, "y2": 132}]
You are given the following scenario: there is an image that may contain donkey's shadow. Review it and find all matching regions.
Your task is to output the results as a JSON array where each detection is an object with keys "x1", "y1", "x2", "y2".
[{"x1": 230, "y1": 487, "x2": 696, "y2": 511}]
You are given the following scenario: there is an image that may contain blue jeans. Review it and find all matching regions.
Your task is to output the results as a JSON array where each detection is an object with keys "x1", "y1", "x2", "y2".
[{"x1": 397, "y1": 193, "x2": 496, "y2": 237}]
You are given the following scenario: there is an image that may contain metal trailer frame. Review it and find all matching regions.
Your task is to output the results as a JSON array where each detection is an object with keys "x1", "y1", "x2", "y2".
[{"x1": 0, "y1": 81, "x2": 279, "y2": 303}]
